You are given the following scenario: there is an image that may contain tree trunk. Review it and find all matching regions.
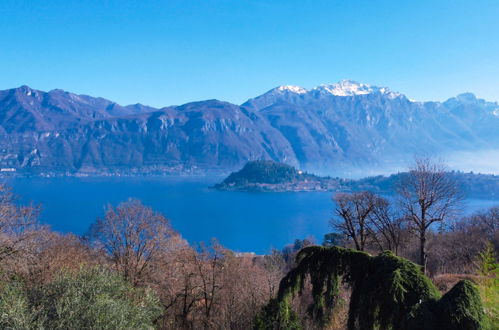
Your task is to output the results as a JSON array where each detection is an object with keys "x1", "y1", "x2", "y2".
[{"x1": 420, "y1": 233, "x2": 427, "y2": 275}]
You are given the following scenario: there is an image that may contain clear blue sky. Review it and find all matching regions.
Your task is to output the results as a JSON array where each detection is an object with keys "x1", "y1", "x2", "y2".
[{"x1": 1, "y1": 0, "x2": 498, "y2": 107}]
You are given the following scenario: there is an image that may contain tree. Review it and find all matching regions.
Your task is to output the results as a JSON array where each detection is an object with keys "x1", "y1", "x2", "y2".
[
  {"x1": 281, "y1": 237, "x2": 315, "y2": 266},
  {"x1": 151, "y1": 241, "x2": 275, "y2": 329},
  {"x1": 0, "y1": 184, "x2": 42, "y2": 264},
  {"x1": 193, "y1": 241, "x2": 226, "y2": 329},
  {"x1": 397, "y1": 157, "x2": 462, "y2": 274},
  {"x1": 259, "y1": 249, "x2": 286, "y2": 299},
  {"x1": 331, "y1": 191, "x2": 378, "y2": 251},
  {"x1": 25, "y1": 232, "x2": 103, "y2": 285},
  {"x1": 474, "y1": 242, "x2": 498, "y2": 276},
  {"x1": 430, "y1": 207, "x2": 498, "y2": 274},
  {"x1": 88, "y1": 199, "x2": 183, "y2": 285},
  {"x1": 367, "y1": 196, "x2": 405, "y2": 255},
  {"x1": 154, "y1": 246, "x2": 203, "y2": 329},
  {"x1": 255, "y1": 246, "x2": 484, "y2": 330}
]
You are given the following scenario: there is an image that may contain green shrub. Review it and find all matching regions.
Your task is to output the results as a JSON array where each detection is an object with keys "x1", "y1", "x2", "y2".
[
  {"x1": 0, "y1": 280, "x2": 44, "y2": 329},
  {"x1": 437, "y1": 280, "x2": 484, "y2": 330},
  {"x1": 0, "y1": 268, "x2": 162, "y2": 330},
  {"x1": 475, "y1": 242, "x2": 498, "y2": 276}
]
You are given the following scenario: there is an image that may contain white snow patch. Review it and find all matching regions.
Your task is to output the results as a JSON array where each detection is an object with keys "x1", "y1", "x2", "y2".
[
  {"x1": 314, "y1": 80, "x2": 402, "y2": 98},
  {"x1": 276, "y1": 85, "x2": 308, "y2": 94}
]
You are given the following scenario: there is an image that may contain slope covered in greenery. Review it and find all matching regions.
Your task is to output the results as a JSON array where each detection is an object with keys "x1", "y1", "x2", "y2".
[{"x1": 213, "y1": 160, "x2": 334, "y2": 191}]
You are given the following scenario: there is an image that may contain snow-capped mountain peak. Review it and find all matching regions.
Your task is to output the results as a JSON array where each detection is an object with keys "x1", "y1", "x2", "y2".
[
  {"x1": 313, "y1": 80, "x2": 402, "y2": 98},
  {"x1": 275, "y1": 85, "x2": 308, "y2": 94},
  {"x1": 315, "y1": 80, "x2": 372, "y2": 96},
  {"x1": 265, "y1": 80, "x2": 404, "y2": 98},
  {"x1": 243, "y1": 80, "x2": 406, "y2": 109}
]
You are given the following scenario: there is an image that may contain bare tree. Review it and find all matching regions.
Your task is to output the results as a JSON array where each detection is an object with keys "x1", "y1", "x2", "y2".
[
  {"x1": 259, "y1": 249, "x2": 286, "y2": 299},
  {"x1": 88, "y1": 199, "x2": 182, "y2": 285},
  {"x1": 397, "y1": 157, "x2": 462, "y2": 274},
  {"x1": 193, "y1": 241, "x2": 226, "y2": 329},
  {"x1": 0, "y1": 184, "x2": 41, "y2": 262},
  {"x1": 153, "y1": 240, "x2": 275, "y2": 329},
  {"x1": 219, "y1": 252, "x2": 273, "y2": 330},
  {"x1": 368, "y1": 196, "x2": 406, "y2": 255},
  {"x1": 428, "y1": 206, "x2": 499, "y2": 274},
  {"x1": 331, "y1": 191, "x2": 378, "y2": 251},
  {"x1": 22, "y1": 232, "x2": 103, "y2": 285}
]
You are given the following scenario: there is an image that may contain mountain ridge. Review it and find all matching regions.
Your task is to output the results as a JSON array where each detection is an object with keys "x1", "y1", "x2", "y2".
[{"x1": 1, "y1": 81, "x2": 498, "y2": 176}]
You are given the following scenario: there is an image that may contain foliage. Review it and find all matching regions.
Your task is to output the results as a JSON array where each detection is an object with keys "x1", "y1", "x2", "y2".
[
  {"x1": 0, "y1": 280, "x2": 44, "y2": 329},
  {"x1": 0, "y1": 268, "x2": 162, "y2": 329},
  {"x1": 435, "y1": 280, "x2": 484, "y2": 330},
  {"x1": 215, "y1": 160, "x2": 321, "y2": 189},
  {"x1": 322, "y1": 232, "x2": 345, "y2": 247},
  {"x1": 475, "y1": 242, "x2": 498, "y2": 276},
  {"x1": 253, "y1": 298, "x2": 301, "y2": 330},
  {"x1": 256, "y1": 246, "x2": 485, "y2": 330}
]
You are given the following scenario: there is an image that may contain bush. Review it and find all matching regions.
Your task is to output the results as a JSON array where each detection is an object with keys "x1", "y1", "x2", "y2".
[
  {"x1": 0, "y1": 268, "x2": 162, "y2": 329},
  {"x1": 0, "y1": 280, "x2": 43, "y2": 329}
]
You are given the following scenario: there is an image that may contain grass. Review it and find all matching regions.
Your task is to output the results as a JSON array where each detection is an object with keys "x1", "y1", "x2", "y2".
[{"x1": 478, "y1": 271, "x2": 499, "y2": 330}]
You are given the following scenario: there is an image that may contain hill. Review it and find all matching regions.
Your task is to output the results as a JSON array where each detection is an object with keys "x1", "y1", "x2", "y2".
[{"x1": 213, "y1": 160, "x2": 344, "y2": 192}]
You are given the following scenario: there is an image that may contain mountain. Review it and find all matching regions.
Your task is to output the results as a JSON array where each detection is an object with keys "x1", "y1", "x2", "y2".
[
  {"x1": 0, "y1": 86, "x2": 157, "y2": 133},
  {"x1": 0, "y1": 90, "x2": 296, "y2": 173},
  {"x1": 0, "y1": 81, "x2": 498, "y2": 175},
  {"x1": 243, "y1": 80, "x2": 499, "y2": 173}
]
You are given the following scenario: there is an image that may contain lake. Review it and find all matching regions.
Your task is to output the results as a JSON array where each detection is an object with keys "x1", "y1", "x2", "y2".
[{"x1": 6, "y1": 176, "x2": 499, "y2": 254}]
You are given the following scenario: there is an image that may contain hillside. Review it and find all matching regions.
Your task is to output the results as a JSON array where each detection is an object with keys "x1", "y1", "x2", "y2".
[
  {"x1": 1, "y1": 81, "x2": 499, "y2": 175},
  {"x1": 213, "y1": 160, "x2": 344, "y2": 192}
]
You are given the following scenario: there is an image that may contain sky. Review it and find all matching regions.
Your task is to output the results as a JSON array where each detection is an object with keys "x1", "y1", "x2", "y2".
[{"x1": 0, "y1": 0, "x2": 498, "y2": 107}]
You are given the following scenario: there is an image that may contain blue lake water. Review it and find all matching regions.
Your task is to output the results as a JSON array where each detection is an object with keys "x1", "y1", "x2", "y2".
[{"x1": 6, "y1": 176, "x2": 499, "y2": 254}]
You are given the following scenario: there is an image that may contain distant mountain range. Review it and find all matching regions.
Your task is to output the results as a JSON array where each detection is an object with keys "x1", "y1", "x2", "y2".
[{"x1": 1, "y1": 80, "x2": 498, "y2": 176}]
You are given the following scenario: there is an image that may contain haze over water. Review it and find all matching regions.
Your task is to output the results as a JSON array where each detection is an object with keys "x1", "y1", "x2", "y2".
[{"x1": 7, "y1": 176, "x2": 498, "y2": 254}]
